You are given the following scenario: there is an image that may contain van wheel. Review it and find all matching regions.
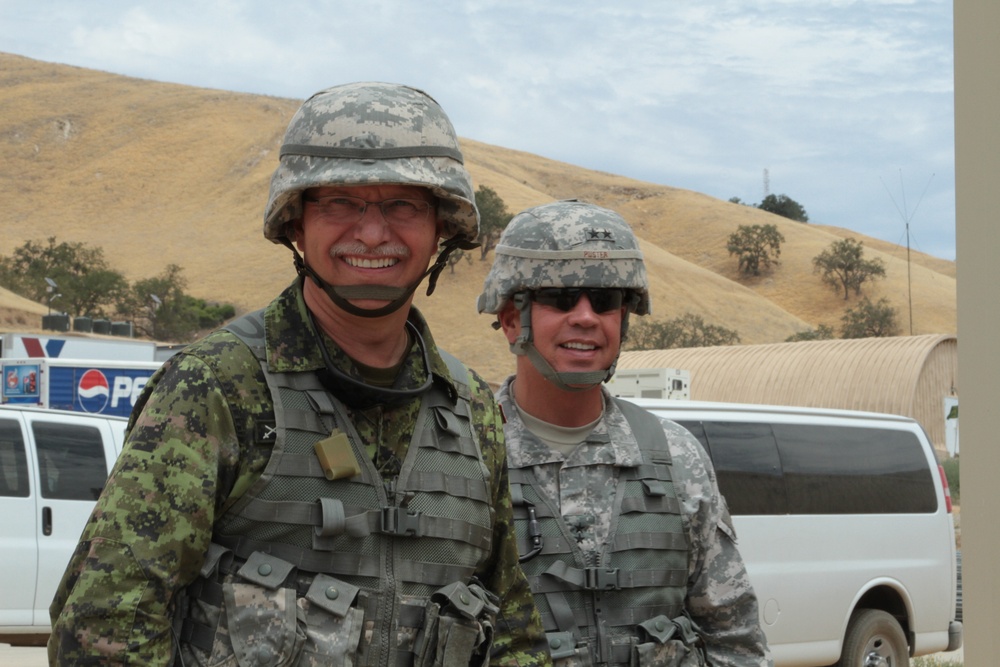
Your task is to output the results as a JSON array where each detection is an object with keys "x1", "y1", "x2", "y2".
[{"x1": 836, "y1": 609, "x2": 909, "y2": 667}]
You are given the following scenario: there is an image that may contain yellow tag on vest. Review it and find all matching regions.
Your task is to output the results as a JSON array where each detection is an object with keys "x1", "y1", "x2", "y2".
[{"x1": 314, "y1": 430, "x2": 361, "y2": 480}]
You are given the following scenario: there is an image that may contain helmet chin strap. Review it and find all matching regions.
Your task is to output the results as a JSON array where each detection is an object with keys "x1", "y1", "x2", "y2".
[
  {"x1": 508, "y1": 293, "x2": 613, "y2": 392},
  {"x1": 286, "y1": 236, "x2": 478, "y2": 318},
  {"x1": 304, "y1": 305, "x2": 434, "y2": 409}
]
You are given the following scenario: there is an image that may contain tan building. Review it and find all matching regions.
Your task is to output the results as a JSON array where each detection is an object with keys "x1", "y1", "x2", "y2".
[{"x1": 617, "y1": 334, "x2": 958, "y2": 453}]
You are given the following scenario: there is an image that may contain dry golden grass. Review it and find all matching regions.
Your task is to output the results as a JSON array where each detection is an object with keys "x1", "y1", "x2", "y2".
[
  {"x1": 0, "y1": 53, "x2": 956, "y2": 384},
  {"x1": 0, "y1": 285, "x2": 49, "y2": 331}
]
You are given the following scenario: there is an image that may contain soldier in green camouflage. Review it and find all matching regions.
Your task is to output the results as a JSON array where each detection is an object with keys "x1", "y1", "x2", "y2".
[
  {"x1": 49, "y1": 82, "x2": 551, "y2": 667},
  {"x1": 478, "y1": 200, "x2": 772, "y2": 667}
]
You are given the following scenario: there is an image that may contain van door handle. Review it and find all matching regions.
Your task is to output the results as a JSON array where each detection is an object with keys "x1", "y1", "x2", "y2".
[{"x1": 42, "y1": 506, "x2": 53, "y2": 536}]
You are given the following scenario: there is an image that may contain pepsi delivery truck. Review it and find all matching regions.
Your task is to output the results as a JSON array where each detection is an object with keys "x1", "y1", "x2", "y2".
[{"x1": 2, "y1": 358, "x2": 161, "y2": 417}]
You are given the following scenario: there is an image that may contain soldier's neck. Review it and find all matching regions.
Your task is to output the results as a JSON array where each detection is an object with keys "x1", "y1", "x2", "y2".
[
  {"x1": 511, "y1": 368, "x2": 605, "y2": 427},
  {"x1": 304, "y1": 280, "x2": 412, "y2": 368}
]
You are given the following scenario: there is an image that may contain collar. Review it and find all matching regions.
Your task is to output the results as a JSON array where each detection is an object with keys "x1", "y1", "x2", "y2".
[
  {"x1": 498, "y1": 377, "x2": 646, "y2": 468},
  {"x1": 261, "y1": 281, "x2": 460, "y2": 398}
]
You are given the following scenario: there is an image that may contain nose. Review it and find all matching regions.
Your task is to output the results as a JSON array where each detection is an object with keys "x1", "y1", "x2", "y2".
[
  {"x1": 566, "y1": 294, "x2": 601, "y2": 324},
  {"x1": 353, "y1": 203, "x2": 392, "y2": 246}
]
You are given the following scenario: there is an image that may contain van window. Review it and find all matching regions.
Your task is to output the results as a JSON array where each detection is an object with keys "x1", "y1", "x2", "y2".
[
  {"x1": 32, "y1": 422, "x2": 108, "y2": 501},
  {"x1": 680, "y1": 420, "x2": 785, "y2": 515},
  {"x1": 774, "y1": 423, "x2": 937, "y2": 514},
  {"x1": 0, "y1": 418, "x2": 29, "y2": 498},
  {"x1": 677, "y1": 420, "x2": 937, "y2": 516}
]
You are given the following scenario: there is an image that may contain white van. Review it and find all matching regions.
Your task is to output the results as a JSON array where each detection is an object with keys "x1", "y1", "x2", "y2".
[
  {"x1": 0, "y1": 404, "x2": 126, "y2": 645},
  {"x1": 625, "y1": 399, "x2": 962, "y2": 667}
]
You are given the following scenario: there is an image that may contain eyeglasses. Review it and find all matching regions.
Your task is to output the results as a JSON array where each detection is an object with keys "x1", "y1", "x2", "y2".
[
  {"x1": 304, "y1": 195, "x2": 434, "y2": 226},
  {"x1": 530, "y1": 288, "x2": 626, "y2": 314}
]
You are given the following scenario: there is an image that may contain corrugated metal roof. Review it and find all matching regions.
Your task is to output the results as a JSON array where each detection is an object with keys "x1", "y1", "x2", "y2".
[{"x1": 618, "y1": 334, "x2": 958, "y2": 449}]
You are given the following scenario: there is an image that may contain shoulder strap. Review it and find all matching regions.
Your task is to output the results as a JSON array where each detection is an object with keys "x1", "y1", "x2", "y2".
[
  {"x1": 611, "y1": 397, "x2": 670, "y2": 459},
  {"x1": 611, "y1": 397, "x2": 691, "y2": 559},
  {"x1": 437, "y1": 347, "x2": 471, "y2": 402},
  {"x1": 223, "y1": 309, "x2": 267, "y2": 361}
]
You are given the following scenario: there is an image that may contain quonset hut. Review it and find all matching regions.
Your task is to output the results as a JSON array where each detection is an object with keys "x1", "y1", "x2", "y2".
[{"x1": 616, "y1": 334, "x2": 958, "y2": 453}]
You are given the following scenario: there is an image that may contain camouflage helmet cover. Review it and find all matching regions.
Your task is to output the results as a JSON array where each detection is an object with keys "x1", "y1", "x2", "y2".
[
  {"x1": 264, "y1": 82, "x2": 479, "y2": 245},
  {"x1": 477, "y1": 200, "x2": 651, "y2": 315}
]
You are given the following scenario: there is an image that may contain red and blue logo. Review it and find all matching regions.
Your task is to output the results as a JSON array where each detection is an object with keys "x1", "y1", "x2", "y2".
[
  {"x1": 77, "y1": 369, "x2": 110, "y2": 413},
  {"x1": 22, "y1": 337, "x2": 66, "y2": 358}
]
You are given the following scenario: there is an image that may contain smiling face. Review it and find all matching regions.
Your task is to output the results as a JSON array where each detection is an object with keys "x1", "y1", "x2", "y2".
[
  {"x1": 499, "y1": 291, "x2": 625, "y2": 382},
  {"x1": 293, "y1": 184, "x2": 441, "y2": 302}
]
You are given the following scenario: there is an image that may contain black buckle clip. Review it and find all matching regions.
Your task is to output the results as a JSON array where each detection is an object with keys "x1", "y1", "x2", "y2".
[
  {"x1": 585, "y1": 567, "x2": 620, "y2": 590},
  {"x1": 380, "y1": 507, "x2": 422, "y2": 536}
]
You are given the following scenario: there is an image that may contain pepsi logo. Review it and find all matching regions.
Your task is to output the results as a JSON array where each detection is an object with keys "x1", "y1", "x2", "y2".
[{"x1": 77, "y1": 369, "x2": 110, "y2": 413}]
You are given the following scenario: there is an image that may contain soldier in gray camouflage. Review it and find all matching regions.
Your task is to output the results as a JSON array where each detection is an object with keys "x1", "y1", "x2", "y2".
[
  {"x1": 478, "y1": 200, "x2": 772, "y2": 667},
  {"x1": 49, "y1": 82, "x2": 551, "y2": 667}
]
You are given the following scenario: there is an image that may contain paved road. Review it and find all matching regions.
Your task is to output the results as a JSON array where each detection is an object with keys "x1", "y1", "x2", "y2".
[{"x1": 0, "y1": 644, "x2": 46, "y2": 667}]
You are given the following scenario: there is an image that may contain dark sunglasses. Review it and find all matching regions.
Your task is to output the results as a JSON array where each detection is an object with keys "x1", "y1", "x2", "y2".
[{"x1": 530, "y1": 288, "x2": 626, "y2": 314}]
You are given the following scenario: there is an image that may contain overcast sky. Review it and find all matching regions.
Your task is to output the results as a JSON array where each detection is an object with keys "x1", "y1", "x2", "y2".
[{"x1": 1, "y1": 0, "x2": 956, "y2": 259}]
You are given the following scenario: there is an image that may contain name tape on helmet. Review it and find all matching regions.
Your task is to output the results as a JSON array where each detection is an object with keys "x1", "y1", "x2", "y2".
[{"x1": 493, "y1": 246, "x2": 644, "y2": 261}]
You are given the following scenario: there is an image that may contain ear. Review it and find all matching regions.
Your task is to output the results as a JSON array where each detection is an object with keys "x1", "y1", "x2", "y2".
[
  {"x1": 290, "y1": 219, "x2": 305, "y2": 250},
  {"x1": 497, "y1": 302, "x2": 521, "y2": 344}
]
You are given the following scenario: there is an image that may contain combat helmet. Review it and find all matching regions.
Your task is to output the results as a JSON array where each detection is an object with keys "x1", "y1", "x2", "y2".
[
  {"x1": 265, "y1": 81, "x2": 480, "y2": 318},
  {"x1": 478, "y1": 199, "x2": 650, "y2": 390}
]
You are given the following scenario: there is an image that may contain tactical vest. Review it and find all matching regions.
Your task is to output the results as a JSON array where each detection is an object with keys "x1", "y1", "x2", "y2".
[
  {"x1": 509, "y1": 398, "x2": 703, "y2": 667},
  {"x1": 177, "y1": 311, "x2": 499, "y2": 667}
]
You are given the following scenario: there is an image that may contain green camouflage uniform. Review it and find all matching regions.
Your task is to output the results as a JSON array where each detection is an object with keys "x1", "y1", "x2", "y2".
[
  {"x1": 498, "y1": 379, "x2": 772, "y2": 667},
  {"x1": 48, "y1": 281, "x2": 549, "y2": 667}
]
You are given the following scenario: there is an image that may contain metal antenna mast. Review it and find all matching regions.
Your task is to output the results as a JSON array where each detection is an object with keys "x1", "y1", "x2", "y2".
[{"x1": 880, "y1": 170, "x2": 934, "y2": 335}]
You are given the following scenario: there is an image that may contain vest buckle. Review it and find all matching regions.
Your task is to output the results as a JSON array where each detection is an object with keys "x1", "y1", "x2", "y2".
[
  {"x1": 381, "y1": 507, "x2": 423, "y2": 536},
  {"x1": 585, "y1": 567, "x2": 620, "y2": 590}
]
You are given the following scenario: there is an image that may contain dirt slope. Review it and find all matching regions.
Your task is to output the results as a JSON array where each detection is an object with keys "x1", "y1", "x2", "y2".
[{"x1": 0, "y1": 53, "x2": 955, "y2": 384}]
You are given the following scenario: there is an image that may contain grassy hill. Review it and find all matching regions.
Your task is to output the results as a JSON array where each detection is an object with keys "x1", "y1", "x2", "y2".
[{"x1": 0, "y1": 53, "x2": 955, "y2": 384}]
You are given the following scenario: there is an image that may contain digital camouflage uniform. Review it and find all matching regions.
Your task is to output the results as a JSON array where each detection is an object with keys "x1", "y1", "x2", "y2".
[
  {"x1": 498, "y1": 379, "x2": 772, "y2": 667},
  {"x1": 478, "y1": 201, "x2": 771, "y2": 667},
  {"x1": 48, "y1": 282, "x2": 548, "y2": 666}
]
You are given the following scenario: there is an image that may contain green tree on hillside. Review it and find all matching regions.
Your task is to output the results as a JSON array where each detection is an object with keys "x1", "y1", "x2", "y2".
[
  {"x1": 474, "y1": 185, "x2": 514, "y2": 260},
  {"x1": 0, "y1": 237, "x2": 128, "y2": 317},
  {"x1": 840, "y1": 297, "x2": 900, "y2": 338},
  {"x1": 0, "y1": 237, "x2": 234, "y2": 342},
  {"x1": 727, "y1": 224, "x2": 785, "y2": 276},
  {"x1": 812, "y1": 238, "x2": 887, "y2": 300},
  {"x1": 114, "y1": 264, "x2": 234, "y2": 341},
  {"x1": 785, "y1": 324, "x2": 836, "y2": 342},
  {"x1": 757, "y1": 193, "x2": 809, "y2": 222},
  {"x1": 626, "y1": 313, "x2": 741, "y2": 350}
]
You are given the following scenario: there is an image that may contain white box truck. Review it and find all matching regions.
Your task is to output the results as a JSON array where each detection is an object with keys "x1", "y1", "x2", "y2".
[
  {"x1": 2, "y1": 358, "x2": 161, "y2": 418},
  {"x1": 0, "y1": 331, "x2": 157, "y2": 362},
  {"x1": 605, "y1": 367, "x2": 690, "y2": 400}
]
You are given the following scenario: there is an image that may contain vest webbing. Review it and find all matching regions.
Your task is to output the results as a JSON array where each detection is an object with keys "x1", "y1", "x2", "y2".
[
  {"x1": 181, "y1": 310, "x2": 495, "y2": 667},
  {"x1": 509, "y1": 397, "x2": 689, "y2": 667}
]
